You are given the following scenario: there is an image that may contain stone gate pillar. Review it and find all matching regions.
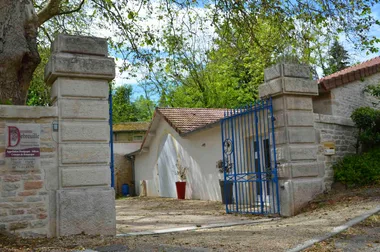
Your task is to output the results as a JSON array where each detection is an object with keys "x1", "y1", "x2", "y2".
[
  {"x1": 259, "y1": 64, "x2": 324, "y2": 216},
  {"x1": 44, "y1": 34, "x2": 116, "y2": 236}
]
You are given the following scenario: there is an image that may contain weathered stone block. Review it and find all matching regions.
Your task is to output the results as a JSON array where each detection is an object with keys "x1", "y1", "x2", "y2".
[
  {"x1": 278, "y1": 180, "x2": 294, "y2": 217},
  {"x1": 10, "y1": 209, "x2": 25, "y2": 215},
  {"x1": 3, "y1": 183, "x2": 20, "y2": 191},
  {"x1": 273, "y1": 111, "x2": 285, "y2": 128},
  {"x1": 44, "y1": 54, "x2": 115, "y2": 85},
  {"x1": 272, "y1": 96, "x2": 284, "y2": 112},
  {"x1": 0, "y1": 106, "x2": 57, "y2": 119},
  {"x1": 61, "y1": 122, "x2": 109, "y2": 142},
  {"x1": 264, "y1": 64, "x2": 311, "y2": 82},
  {"x1": 61, "y1": 144, "x2": 110, "y2": 164},
  {"x1": 259, "y1": 78, "x2": 282, "y2": 98},
  {"x1": 30, "y1": 220, "x2": 48, "y2": 229},
  {"x1": 289, "y1": 145, "x2": 318, "y2": 160},
  {"x1": 275, "y1": 146, "x2": 289, "y2": 162},
  {"x1": 26, "y1": 197, "x2": 43, "y2": 202},
  {"x1": 59, "y1": 99, "x2": 108, "y2": 120},
  {"x1": 9, "y1": 221, "x2": 28, "y2": 231},
  {"x1": 277, "y1": 163, "x2": 291, "y2": 178},
  {"x1": 52, "y1": 34, "x2": 108, "y2": 56},
  {"x1": 264, "y1": 64, "x2": 281, "y2": 82},
  {"x1": 24, "y1": 181, "x2": 43, "y2": 190},
  {"x1": 283, "y1": 78, "x2": 318, "y2": 95},
  {"x1": 286, "y1": 111, "x2": 314, "y2": 126},
  {"x1": 57, "y1": 188, "x2": 116, "y2": 236},
  {"x1": 283, "y1": 64, "x2": 310, "y2": 79},
  {"x1": 61, "y1": 166, "x2": 111, "y2": 187},
  {"x1": 274, "y1": 128, "x2": 287, "y2": 144},
  {"x1": 0, "y1": 209, "x2": 7, "y2": 216},
  {"x1": 51, "y1": 78, "x2": 109, "y2": 99},
  {"x1": 291, "y1": 163, "x2": 321, "y2": 178},
  {"x1": 292, "y1": 178, "x2": 323, "y2": 213},
  {"x1": 1, "y1": 191, "x2": 16, "y2": 197},
  {"x1": 288, "y1": 127, "x2": 315, "y2": 143},
  {"x1": 3, "y1": 175, "x2": 21, "y2": 182},
  {"x1": 286, "y1": 96, "x2": 313, "y2": 110}
]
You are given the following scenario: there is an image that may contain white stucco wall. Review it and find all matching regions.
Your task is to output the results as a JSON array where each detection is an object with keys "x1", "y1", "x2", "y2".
[
  {"x1": 113, "y1": 142, "x2": 141, "y2": 155},
  {"x1": 134, "y1": 118, "x2": 223, "y2": 201}
]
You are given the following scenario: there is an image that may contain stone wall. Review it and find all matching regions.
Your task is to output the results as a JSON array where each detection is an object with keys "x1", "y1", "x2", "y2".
[
  {"x1": 331, "y1": 74, "x2": 379, "y2": 117},
  {"x1": 314, "y1": 114, "x2": 357, "y2": 190},
  {"x1": 314, "y1": 73, "x2": 380, "y2": 117},
  {"x1": 0, "y1": 106, "x2": 58, "y2": 237},
  {"x1": 259, "y1": 63, "x2": 324, "y2": 216},
  {"x1": 114, "y1": 154, "x2": 133, "y2": 196},
  {"x1": 0, "y1": 34, "x2": 116, "y2": 238}
]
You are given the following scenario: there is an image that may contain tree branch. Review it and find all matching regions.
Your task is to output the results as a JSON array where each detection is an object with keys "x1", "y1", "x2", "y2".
[
  {"x1": 37, "y1": 0, "x2": 85, "y2": 26},
  {"x1": 58, "y1": 0, "x2": 85, "y2": 16}
]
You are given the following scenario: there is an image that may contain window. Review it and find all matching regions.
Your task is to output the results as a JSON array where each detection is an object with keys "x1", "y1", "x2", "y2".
[{"x1": 133, "y1": 135, "x2": 143, "y2": 141}]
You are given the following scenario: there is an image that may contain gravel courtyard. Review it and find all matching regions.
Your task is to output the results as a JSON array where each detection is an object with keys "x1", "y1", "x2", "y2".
[
  {"x1": 1, "y1": 186, "x2": 379, "y2": 251},
  {"x1": 116, "y1": 197, "x2": 263, "y2": 234}
]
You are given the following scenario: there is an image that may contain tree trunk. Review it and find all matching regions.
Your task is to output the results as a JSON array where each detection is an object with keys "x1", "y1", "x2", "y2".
[{"x1": 0, "y1": 1, "x2": 40, "y2": 105}]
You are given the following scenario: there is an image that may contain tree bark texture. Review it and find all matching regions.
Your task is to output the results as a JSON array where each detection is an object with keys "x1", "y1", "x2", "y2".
[{"x1": 0, "y1": 0, "x2": 40, "y2": 105}]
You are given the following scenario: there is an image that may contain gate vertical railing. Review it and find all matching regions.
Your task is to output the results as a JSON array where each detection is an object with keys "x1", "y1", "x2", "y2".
[
  {"x1": 109, "y1": 92, "x2": 115, "y2": 188},
  {"x1": 221, "y1": 98, "x2": 280, "y2": 215}
]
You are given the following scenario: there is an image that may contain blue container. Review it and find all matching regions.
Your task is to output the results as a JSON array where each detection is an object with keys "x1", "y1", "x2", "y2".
[{"x1": 122, "y1": 184, "x2": 129, "y2": 196}]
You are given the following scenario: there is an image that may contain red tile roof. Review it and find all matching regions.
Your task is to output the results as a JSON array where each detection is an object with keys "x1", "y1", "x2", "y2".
[
  {"x1": 318, "y1": 56, "x2": 380, "y2": 91},
  {"x1": 156, "y1": 107, "x2": 226, "y2": 135}
]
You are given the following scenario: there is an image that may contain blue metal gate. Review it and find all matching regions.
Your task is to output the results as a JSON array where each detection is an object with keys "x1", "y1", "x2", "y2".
[{"x1": 221, "y1": 98, "x2": 280, "y2": 215}]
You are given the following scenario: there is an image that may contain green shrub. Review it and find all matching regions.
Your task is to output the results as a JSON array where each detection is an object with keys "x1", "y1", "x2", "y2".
[
  {"x1": 333, "y1": 147, "x2": 380, "y2": 187},
  {"x1": 364, "y1": 84, "x2": 380, "y2": 98},
  {"x1": 351, "y1": 107, "x2": 380, "y2": 149}
]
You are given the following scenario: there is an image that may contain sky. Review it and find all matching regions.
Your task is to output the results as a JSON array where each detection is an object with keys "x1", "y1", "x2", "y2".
[{"x1": 106, "y1": 3, "x2": 380, "y2": 101}]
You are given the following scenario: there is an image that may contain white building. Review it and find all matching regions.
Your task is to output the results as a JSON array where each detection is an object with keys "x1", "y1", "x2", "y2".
[{"x1": 127, "y1": 108, "x2": 226, "y2": 201}]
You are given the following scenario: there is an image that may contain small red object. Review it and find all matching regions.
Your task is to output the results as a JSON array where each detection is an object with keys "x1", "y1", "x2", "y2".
[{"x1": 175, "y1": 181, "x2": 186, "y2": 199}]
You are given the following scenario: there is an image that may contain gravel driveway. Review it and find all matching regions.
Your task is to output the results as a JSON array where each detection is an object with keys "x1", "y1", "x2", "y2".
[
  {"x1": 1, "y1": 187, "x2": 379, "y2": 251},
  {"x1": 116, "y1": 197, "x2": 263, "y2": 234}
]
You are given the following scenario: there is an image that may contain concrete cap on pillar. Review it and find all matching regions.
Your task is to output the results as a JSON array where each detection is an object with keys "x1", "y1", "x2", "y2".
[
  {"x1": 51, "y1": 34, "x2": 109, "y2": 57},
  {"x1": 259, "y1": 63, "x2": 318, "y2": 98},
  {"x1": 44, "y1": 34, "x2": 115, "y2": 86},
  {"x1": 264, "y1": 63, "x2": 311, "y2": 82}
]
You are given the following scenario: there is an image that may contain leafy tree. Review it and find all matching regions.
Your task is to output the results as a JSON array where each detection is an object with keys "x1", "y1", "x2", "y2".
[
  {"x1": 1, "y1": 0, "x2": 379, "y2": 105},
  {"x1": 27, "y1": 47, "x2": 51, "y2": 106},
  {"x1": 324, "y1": 40, "x2": 350, "y2": 76},
  {"x1": 112, "y1": 85, "x2": 139, "y2": 123},
  {"x1": 161, "y1": 16, "x2": 298, "y2": 108},
  {"x1": 134, "y1": 95, "x2": 156, "y2": 121}
]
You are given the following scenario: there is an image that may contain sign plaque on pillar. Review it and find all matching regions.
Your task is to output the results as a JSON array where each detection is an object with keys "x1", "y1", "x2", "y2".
[{"x1": 5, "y1": 124, "x2": 41, "y2": 171}]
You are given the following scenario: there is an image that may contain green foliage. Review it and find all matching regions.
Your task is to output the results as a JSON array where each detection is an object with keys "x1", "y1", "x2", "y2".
[
  {"x1": 365, "y1": 84, "x2": 380, "y2": 98},
  {"x1": 85, "y1": 0, "x2": 380, "y2": 108},
  {"x1": 22, "y1": 0, "x2": 380, "y2": 108},
  {"x1": 0, "y1": 99, "x2": 13, "y2": 105},
  {"x1": 324, "y1": 40, "x2": 350, "y2": 76},
  {"x1": 27, "y1": 47, "x2": 51, "y2": 106},
  {"x1": 112, "y1": 85, "x2": 139, "y2": 123},
  {"x1": 351, "y1": 107, "x2": 380, "y2": 149},
  {"x1": 161, "y1": 17, "x2": 292, "y2": 108},
  {"x1": 333, "y1": 147, "x2": 380, "y2": 187},
  {"x1": 134, "y1": 95, "x2": 156, "y2": 121},
  {"x1": 112, "y1": 85, "x2": 155, "y2": 123}
]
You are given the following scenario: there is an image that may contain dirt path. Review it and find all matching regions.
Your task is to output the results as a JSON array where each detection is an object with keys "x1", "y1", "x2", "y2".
[
  {"x1": 116, "y1": 197, "x2": 262, "y2": 233},
  {"x1": 306, "y1": 213, "x2": 380, "y2": 252},
  {"x1": 1, "y1": 186, "x2": 379, "y2": 251}
]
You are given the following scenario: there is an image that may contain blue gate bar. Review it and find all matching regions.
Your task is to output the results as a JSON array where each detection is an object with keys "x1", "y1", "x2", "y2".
[{"x1": 109, "y1": 92, "x2": 115, "y2": 188}]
